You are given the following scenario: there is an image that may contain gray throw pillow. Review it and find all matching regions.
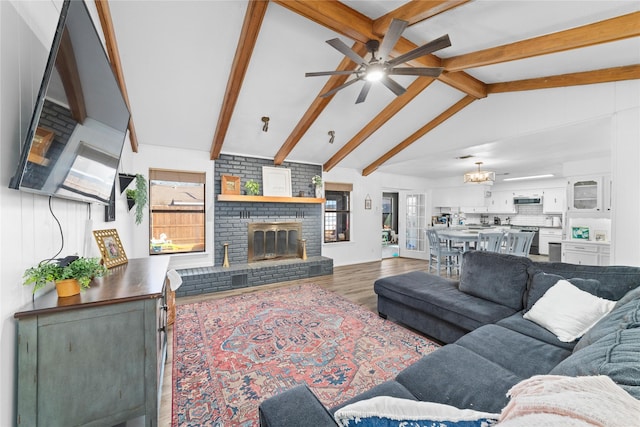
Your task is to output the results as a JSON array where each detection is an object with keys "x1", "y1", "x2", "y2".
[{"x1": 615, "y1": 285, "x2": 640, "y2": 309}]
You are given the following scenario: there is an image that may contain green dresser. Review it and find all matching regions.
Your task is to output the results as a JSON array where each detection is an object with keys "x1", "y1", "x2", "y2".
[{"x1": 15, "y1": 257, "x2": 169, "y2": 427}]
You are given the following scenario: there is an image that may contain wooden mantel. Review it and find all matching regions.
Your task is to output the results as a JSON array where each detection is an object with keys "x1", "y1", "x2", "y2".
[{"x1": 217, "y1": 194, "x2": 325, "y2": 204}]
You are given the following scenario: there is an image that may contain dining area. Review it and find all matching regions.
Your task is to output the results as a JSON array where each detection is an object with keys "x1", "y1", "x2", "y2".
[{"x1": 426, "y1": 227, "x2": 535, "y2": 277}]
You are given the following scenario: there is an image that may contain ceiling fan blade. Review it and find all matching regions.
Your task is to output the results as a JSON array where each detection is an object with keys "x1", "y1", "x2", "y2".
[
  {"x1": 387, "y1": 34, "x2": 451, "y2": 67},
  {"x1": 305, "y1": 70, "x2": 359, "y2": 77},
  {"x1": 355, "y1": 81, "x2": 372, "y2": 104},
  {"x1": 326, "y1": 38, "x2": 368, "y2": 66},
  {"x1": 380, "y1": 75, "x2": 406, "y2": 97},
  {"x1": 319, "y1": 77, "x2": 362, "y2": 98},
  {"x1": 378, "y1": 19, "x2": 408, "y2": 61},
  {"x1": 388, "y1": 67, "x2": 444, "y2": 77}
]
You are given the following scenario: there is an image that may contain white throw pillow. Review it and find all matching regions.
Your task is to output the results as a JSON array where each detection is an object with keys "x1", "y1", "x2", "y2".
[{"x1": 523, "y1": 279, "x2": 615, "y2": 342}]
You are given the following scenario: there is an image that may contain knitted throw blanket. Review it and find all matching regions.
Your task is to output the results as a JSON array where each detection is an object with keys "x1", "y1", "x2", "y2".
[{"x1": 497, "y1": 375, "x2": 640, "y2": 427}]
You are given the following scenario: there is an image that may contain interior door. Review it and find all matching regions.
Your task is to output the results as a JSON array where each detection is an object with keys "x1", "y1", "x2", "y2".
[{"x1": 398, "y1": 191, "x2": 429, "y2": 260}]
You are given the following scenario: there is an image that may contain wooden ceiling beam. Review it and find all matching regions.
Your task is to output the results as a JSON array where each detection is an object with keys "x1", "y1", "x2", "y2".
[
  {"x1": 488, "y1": 65, "x2": 640, "y2": 94},
  {"x1": 210, "y1": 0, "x2": 269, "y2": 160},
  {"x1": 323, "y1": 77, "x2": 437, "y2": 172},
  {"x1": 273, "y1": 42, "x2": 368, "y2": 165},
  {"x1": 362, "y1": 95, "x2": 476, "y2": 176},
  {"x1": 443, "y1": 11, "x2": 640, "y2": 72},
  {"x1": 95, "y1": 0, "x2": 139, "y2": 153},
  {"x1": 372, "y1": 0, "x2": 470, "y2": 36}
]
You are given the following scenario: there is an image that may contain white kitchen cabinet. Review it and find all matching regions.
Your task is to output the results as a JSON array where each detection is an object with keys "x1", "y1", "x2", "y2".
[
  {"x1": 603, "y1": 175, "x2": 612, "y2": 212},
  {"x1": 543, "y1": 188, "x2": 565, "y2": 213},
  {"x1": 432, "y1": 186, "x2": 488, "y2": 209},
  {"x1": 567, "y1": 177, "x2": 603, "y2": 212},
  {"x1": 562, "y1": 241, "x2": 610, "y2": 266},
  {"x1": 461, "y1": 206, "x2": 488, "y2": 213},
  {"x1": 539, "y1": 228, "x2": 563, "y2": 255},
  {"x1": 487, "y1": 190, "x2": 516, "y2": 213}
]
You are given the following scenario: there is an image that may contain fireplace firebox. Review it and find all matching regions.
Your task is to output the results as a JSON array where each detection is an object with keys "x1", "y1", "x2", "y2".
[{"x1": 248, "y1": 222, "x2": 303, "y2": 262}]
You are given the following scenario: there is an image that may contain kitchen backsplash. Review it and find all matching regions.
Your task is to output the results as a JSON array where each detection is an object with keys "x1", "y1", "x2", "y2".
[{"x1": 464, "y1": 204, "x2": 563, "y2": 227}]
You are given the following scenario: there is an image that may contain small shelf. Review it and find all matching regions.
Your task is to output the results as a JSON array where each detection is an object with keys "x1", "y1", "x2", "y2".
[{"x1": 217, "y1": 194, "x2": 325, "y2": 204}]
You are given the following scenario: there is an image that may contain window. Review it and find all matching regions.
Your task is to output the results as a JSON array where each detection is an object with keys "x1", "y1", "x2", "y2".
[
  {"x1": 149, "y1": 169, "x2": 205, "y2": 255},
  {"x1": 324, "y1": 182, "x2": 352, "y2": 243}
]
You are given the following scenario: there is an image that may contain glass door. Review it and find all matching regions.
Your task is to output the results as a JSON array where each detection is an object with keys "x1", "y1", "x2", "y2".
[{"x1": 400, "y1": 192, "x2": 428, "y2": 259}]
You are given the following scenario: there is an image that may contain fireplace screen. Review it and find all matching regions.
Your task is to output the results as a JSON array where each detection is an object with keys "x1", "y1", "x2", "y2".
[{"x1": 248, "y1": 222, "x2": 302, "y2": 262}]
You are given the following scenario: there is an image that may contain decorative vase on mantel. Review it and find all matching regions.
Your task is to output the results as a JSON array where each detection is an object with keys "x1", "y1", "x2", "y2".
[{"x1": 315, "y1": 184, "x2": 323, "y2": 199}]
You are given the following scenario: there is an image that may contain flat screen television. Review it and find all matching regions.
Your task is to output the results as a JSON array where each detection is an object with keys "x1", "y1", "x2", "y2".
[{"x1": 9, "y1": 0, "x2": 130, "y2": 206}]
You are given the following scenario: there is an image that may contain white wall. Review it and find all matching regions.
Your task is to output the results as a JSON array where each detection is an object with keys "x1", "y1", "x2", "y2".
[
  {"x1": 0, "y1": 2, "x2": 137, "y2": 423},
  {"x1": 321, "y1": 167, "x2": 431, "y2": 266}
]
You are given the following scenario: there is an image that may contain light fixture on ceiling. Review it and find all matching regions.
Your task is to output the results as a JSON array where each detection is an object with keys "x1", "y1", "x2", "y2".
[
  {"x1": 503, "y1": 174, "x2": 554, "y2": 182},
  {"x1": 328, "y1": 130, "x2": 335, "y2": 144},
  {"x1": 463, "y1": 162, "x2": 495, "y2": 184},
  {"x1": 261, "y1": 116, "x2": 269, "y2": 132}
]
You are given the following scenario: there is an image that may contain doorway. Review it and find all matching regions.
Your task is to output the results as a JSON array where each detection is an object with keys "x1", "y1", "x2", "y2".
[{"x1": 382, "y1": 192, "x2": 399, "y2": 258}]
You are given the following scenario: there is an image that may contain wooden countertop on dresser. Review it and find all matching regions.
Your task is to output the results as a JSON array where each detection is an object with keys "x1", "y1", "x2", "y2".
[{"x1": 15, "y1": 256, "x2": 170, "y2": 318}]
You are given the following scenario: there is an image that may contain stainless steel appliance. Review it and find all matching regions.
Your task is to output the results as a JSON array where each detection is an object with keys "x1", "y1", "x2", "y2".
[
  {"x1": 513, "y1": 196, "x2": 543, "y2": 205},
  {"x1": 511, "y1": 225, "x2": 539, "y2": 255}
]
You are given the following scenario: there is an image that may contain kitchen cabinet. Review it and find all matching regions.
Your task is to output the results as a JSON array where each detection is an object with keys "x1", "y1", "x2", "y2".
[
  {"x1": 14, "y1": 257, "x2": 169, "y2": 427},
  {"x1": 432, "y1": 186, "x2": 489, "y2": 209},
  {"x1": 539, "y1": 228, "x2": 563, "y2": 255},
  {"x1": 461, "y1": 206, "x2": 488, "y2": 213},
  {"x1": 487, "y1": 190, "x2": 516, "y2": 213},
  {"x1": 603, "y1": 175, "x2": 612, "y2": 212},
  {"x1": 562, "y1": 241, "x2": 610, "y2": 266},
  {"x1": 567, "y1": 177, "x2": 603, "y2": 212},
  {"x1": 543, "y1": 188, "x2": 565, "y2": 213}
]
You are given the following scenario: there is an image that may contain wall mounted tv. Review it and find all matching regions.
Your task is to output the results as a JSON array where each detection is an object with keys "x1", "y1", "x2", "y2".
[{"x1": 9, "y1": 0, "x2": 130, "y2": 206}]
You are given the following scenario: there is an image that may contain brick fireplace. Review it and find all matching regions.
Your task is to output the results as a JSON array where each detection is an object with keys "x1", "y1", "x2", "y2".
[{"x1": 175, "y1": 154, "x2": 333, "y2": 297}]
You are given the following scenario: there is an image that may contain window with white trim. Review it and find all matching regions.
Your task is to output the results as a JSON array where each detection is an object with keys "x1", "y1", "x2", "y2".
[{"x1": 323, "y1": 182, "x2": 352, "y2": 243}]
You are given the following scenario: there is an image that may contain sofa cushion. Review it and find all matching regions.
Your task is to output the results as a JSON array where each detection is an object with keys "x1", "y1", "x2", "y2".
[
  {"x1": 375, "y1": 272, "x2": 516, "y2": 332},
  {"x1": 615, "y1": 284, "x2": 640, "y2": 309},
  {"x1": 454, "y1": 324, "x2": 571, "y2": 378},
  {"x1": 523, "y1": 279, "x2": 615, "y2": 342},
  {"x1": 533, "y1": 261, "x2": 640, "y2": 300},
  {"x1": 550, "y1": 327, "x2": 640, "y2": 399},
  {"x1": 333, "y1": 396, "x2": 499, "y2": 427},
  {"x1": 573, "y1": 297, "x2": 640, "y2": 352},
  {"x1": 395, "y1": 344, "x2": 522, "y2": 414},
  {"x1": 459, "y1": 251, "x2": 532, "y2": 311},
  {"x1": 496, "y1": 313, "x2": 576, "y2": 351},
  {"x1": 525, "y1": 269, "x2": 603, "y2": 311}
]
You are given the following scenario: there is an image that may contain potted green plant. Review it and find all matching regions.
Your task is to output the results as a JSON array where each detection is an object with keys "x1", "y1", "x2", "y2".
[
  {"x1": 245, "y1": 179, "x2": 260, "y2": 196},
  {"x1": 23, "y1": 257, "x2": 107, "y2": 298},
  {"x1": 125, "y1": 174, "x2": 148, "y2": 225}
]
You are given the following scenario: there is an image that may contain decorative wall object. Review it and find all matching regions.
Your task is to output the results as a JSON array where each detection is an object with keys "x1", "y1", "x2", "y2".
[
  {"x1": 221, "y1": 175, "x2": 241, "y2": 195},
  {"x1": 262, "y1": 166, "x2": 291, "y2": 197},
  {"x1": 93, "y1": 228, "x2": 128, "y2": 268},
  {"x1": 365, "y1": 194, "x2": 372, "y2": 210}
]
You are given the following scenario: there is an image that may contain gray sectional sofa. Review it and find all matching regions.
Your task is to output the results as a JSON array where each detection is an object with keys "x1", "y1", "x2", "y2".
[{"x1": 258, "y1": 251, "x2": 640, "y2": 426}]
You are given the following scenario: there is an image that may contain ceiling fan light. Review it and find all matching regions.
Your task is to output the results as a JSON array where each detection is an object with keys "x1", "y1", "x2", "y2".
[{"x1": 365, "y1": 64, "x2": 385, "y2": 82}]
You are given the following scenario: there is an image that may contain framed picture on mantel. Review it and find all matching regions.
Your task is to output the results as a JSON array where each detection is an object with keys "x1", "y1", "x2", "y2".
[{"x1": 221, "y1": 175, "x2": 241, "y2": 195}]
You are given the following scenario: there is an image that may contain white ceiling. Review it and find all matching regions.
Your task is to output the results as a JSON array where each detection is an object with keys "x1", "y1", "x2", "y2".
[{"x1": 107, "y1": 1, "x2": 640, "y2": 181}]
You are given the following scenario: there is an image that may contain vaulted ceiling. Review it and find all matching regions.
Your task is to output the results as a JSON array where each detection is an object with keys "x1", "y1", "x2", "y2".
[{"x1": 102, "y1": 0, "x2": 639, "y2": 181}]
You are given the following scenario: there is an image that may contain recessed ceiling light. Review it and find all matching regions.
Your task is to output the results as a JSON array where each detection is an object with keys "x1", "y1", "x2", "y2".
[{"x1": 503, "y1": 174, "x2": 554, "y2": 181}]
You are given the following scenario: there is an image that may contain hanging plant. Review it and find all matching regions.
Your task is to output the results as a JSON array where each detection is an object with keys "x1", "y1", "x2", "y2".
[{"x1": 125, "y1": 174, "x2": 148, "y2": 225}]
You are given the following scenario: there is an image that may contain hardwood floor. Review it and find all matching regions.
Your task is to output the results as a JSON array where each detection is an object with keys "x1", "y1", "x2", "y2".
[{"x1": 158, "y1": 256, "x2": 429, "y2": 426}]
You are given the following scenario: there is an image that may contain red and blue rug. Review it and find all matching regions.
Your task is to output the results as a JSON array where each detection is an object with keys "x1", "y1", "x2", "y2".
[{"x1": 172, "y1": 283, "x2": 439, "y2": 426}]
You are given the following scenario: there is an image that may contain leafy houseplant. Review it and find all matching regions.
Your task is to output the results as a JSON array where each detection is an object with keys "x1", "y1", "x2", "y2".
[
  {"x1": 126, "y1": 174, "x2": 148, "y2": 225},
  {"x1": 23, "y1": 257, "x2": 107, "y2": 297},
  {"x1": 245, "y1": 179, "x2": 260, "y2": 196}
]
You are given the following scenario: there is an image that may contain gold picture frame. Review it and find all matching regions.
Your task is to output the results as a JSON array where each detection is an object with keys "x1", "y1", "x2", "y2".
[
  {"x1": 221, "y1": 175, "x2": 241, "y2": 195},
  {"x1": 93, "y1": 229, "x2": 128, "y2": 268}
]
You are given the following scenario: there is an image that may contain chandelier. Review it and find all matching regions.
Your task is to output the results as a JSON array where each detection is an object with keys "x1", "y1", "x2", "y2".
[{"x1": 464, "y1": 162, "x2": 495, "y2": 183}]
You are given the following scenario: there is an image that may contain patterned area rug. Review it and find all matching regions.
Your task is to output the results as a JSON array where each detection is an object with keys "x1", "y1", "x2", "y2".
[{"x1": 172, "y1": 283, "x2": 439, "y2": 426}]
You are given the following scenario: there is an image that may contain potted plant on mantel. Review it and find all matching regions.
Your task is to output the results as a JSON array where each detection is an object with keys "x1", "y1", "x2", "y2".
[
  {"x1": 23, "y1": 257, "x2": 107, "y2": 298},
  {"x1": 244, "y1": 179, "x2": 260, "y2": 196}
]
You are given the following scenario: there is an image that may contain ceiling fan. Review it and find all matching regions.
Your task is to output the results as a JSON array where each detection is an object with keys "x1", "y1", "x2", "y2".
[{"x1": 305, "y1": 19, "x2": 451, "y2": 104}]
